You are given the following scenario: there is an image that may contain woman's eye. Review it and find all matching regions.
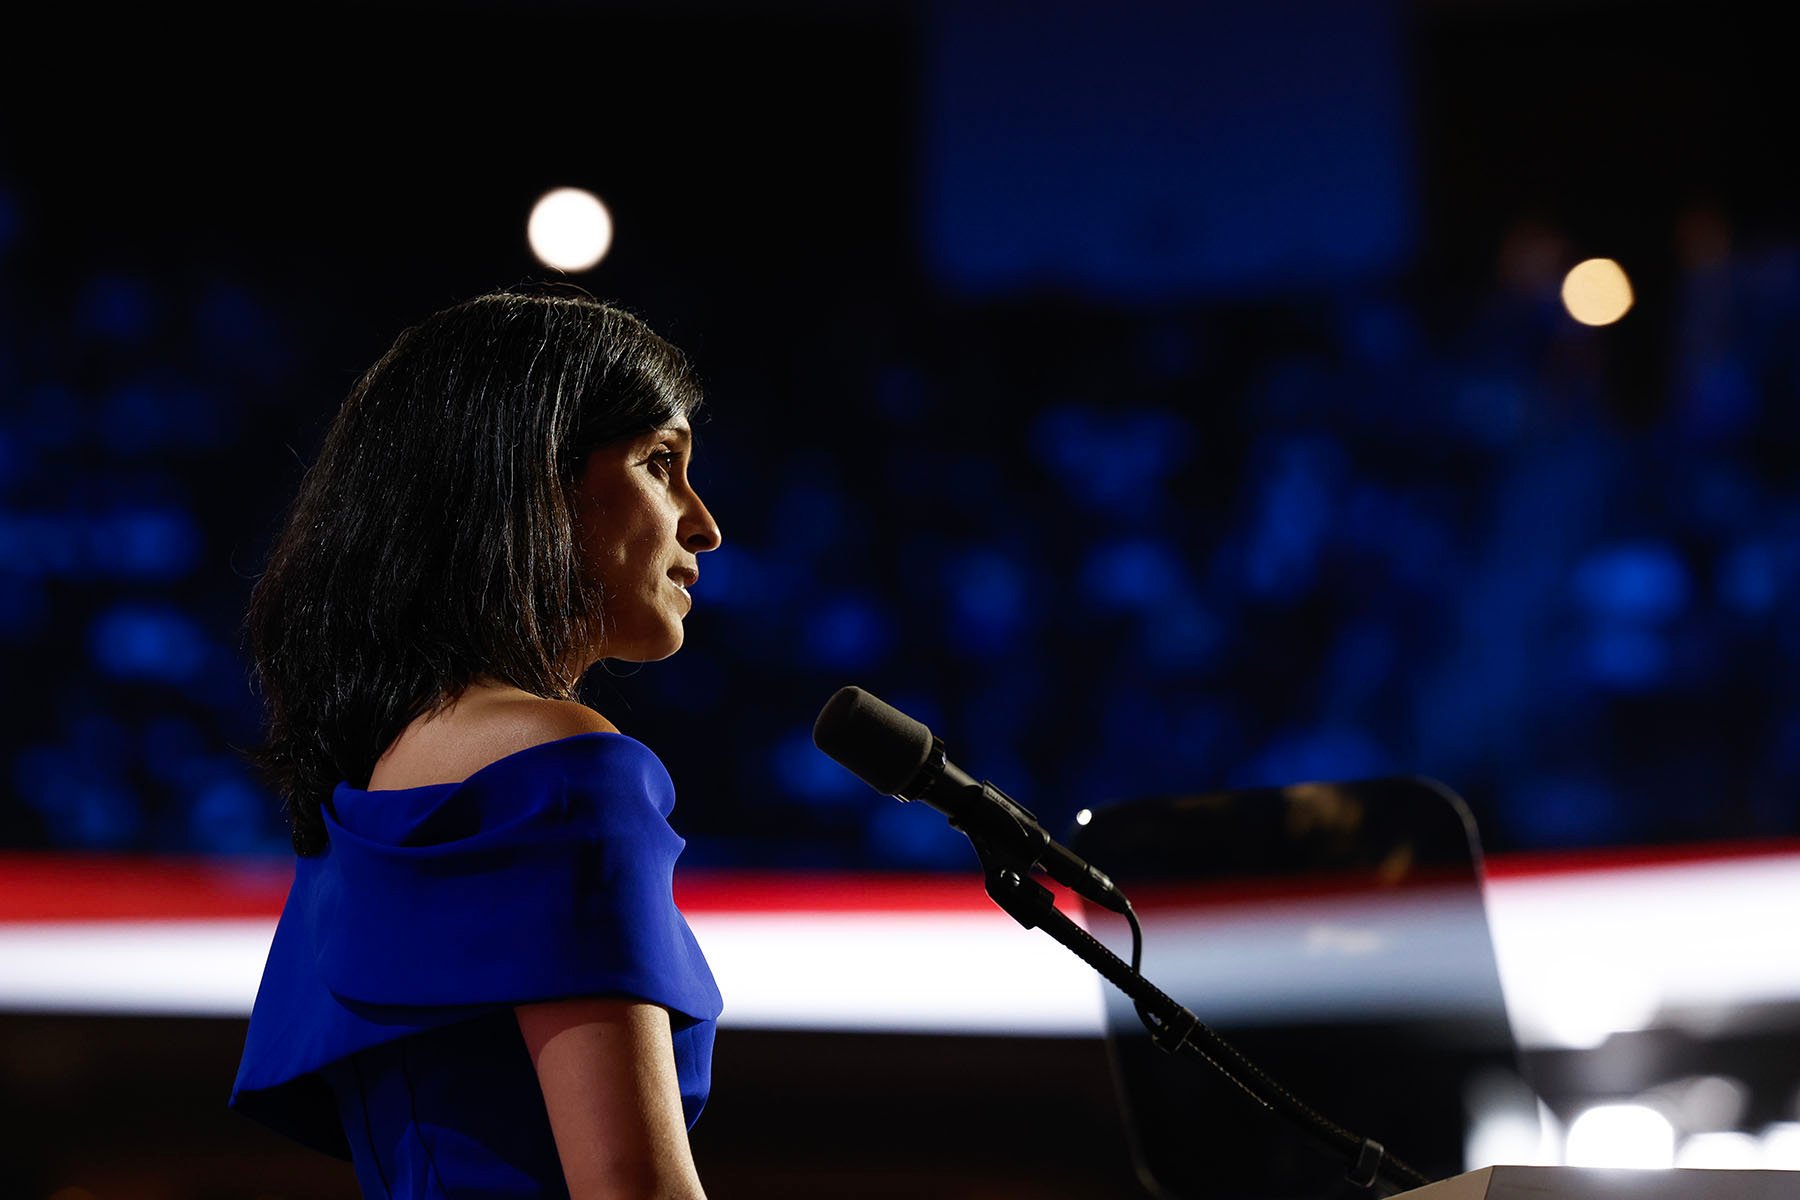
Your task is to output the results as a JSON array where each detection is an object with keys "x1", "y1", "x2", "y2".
[{"x1": 650, "y1": 450, "x2": 680, "y2": 478}]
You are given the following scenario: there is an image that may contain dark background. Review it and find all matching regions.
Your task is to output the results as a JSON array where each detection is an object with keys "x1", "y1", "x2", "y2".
[{"x1": 4, "y1": 0, "x2": 1798, "y2": 867}]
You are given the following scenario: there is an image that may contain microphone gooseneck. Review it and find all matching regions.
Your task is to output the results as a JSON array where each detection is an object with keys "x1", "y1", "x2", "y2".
[{"x1": 810, "y1": 684, "x2": 1431, "y2": 1196}]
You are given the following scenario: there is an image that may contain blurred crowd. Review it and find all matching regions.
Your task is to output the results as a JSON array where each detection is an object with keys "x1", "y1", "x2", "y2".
[{"x1": 3, "y1": 190, "x2": 1798, "y2": 870}]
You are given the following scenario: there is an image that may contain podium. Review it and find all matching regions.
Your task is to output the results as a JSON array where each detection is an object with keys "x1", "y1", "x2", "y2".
[
  {"x1": 1394, "y1": 1165, "x2": 1798, "y2": 1198},
  {"x1": 1070, "y1": 776, "x2": 1521, "y2": 1196},
  {"x1": 1065, "y1": 779, "x2": 1800, "y2": 1197}
]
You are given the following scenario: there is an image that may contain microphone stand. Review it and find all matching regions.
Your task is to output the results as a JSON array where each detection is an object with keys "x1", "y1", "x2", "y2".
[{"x1": 959, "y1": 807, "x2": 1433, "y2": 1198}]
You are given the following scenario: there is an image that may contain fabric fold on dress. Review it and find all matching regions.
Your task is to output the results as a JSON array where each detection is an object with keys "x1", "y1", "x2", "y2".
[{"x1": 228, "y1": 732, "x2": 722, "y2": 1163}]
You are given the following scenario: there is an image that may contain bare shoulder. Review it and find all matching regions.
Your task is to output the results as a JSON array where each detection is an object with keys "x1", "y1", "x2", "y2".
[
  {"x1": 474, "y1": 691, "x2": 621, "y2": 744},
  {"x1": 368, "y1": 687, "x2": 619, "y2": 790}
]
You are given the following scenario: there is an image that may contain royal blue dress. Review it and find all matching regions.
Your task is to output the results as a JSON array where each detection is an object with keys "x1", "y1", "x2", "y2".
[{"x1": 228, "y1": 732, "x2": 723, "y2": 1198}]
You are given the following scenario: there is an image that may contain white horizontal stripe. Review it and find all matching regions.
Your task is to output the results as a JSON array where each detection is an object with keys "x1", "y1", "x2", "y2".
[
  {"x1": 690, "y1": 911, "x2": 1106, "y2": 1033},
  {"x1": 0, "y1": 919, "x2": 276, "y2": 1016},
  {"x1": 1485, "y1": 857, "x2": 1800, "y2": 1048},
  {"x1": 0, "y1": 858, "x2": 1795, "y2": 1045}
]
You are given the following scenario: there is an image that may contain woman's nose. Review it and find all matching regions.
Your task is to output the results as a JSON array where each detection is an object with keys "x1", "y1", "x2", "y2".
[{"x1": 684, "y1": 492, "x2": 722, "y2": 552}]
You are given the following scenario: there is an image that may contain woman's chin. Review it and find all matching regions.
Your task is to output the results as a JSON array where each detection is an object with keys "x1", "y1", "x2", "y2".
[{"x1": 596, "y1": 627, "x2": 684, "y2": 665}]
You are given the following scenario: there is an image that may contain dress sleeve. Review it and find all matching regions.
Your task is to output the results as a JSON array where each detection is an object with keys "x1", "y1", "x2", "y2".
[
  {"x1": 227, "y1": 733, "x2": 721, "y2": 1158},
  {"x1": 308, "y1": 733, "x2": 720, "y2": 1025}
]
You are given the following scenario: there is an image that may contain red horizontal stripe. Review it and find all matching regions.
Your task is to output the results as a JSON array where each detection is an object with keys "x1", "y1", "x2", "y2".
[
  {"x1": 1480, "y1": 836, "x2": 1800, "y2": 878},
  {"x1": 672, "y1": 870, "x2": 995, "y2": 914},
  {"x1": 0, "y1": 853, "x2": 294, "y2": 922},
  {"x1": 1, "y1": 840, "x2": 1796, "y2": 923}
]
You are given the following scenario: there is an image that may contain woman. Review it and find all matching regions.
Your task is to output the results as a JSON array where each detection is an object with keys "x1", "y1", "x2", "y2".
[{"x1": 229, "y1": 288, "x2": 724, "y2": 1199}]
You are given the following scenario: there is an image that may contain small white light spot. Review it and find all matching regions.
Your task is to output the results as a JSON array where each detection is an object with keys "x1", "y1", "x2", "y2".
[
  {"x1": 1074, "y1": 808, "x2": 1092, "y2": 826},
  {"x1": 527, "y1": 188, "x2": 614, "y2": 273},
  {"x1": 1561, "y1": 257, "x2": 1634, "y2": 326},
  {"x1": 1565, "y1": 1103, "x2": 1674, "y2": 1169},
  {"x1": 1463, "y1": 1070, "x2": 1560, "y2": 1169},
  {"x1": 1672, "y1": 1074, "x2": 1749, "y2": 1133}
]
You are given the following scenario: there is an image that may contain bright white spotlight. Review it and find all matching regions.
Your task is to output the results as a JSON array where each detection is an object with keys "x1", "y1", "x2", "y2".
[
  {"x1": 1758, "y1": 1123, "x2": 1800, "y2": 1169},
  {"x1": 1676, "y1": 1131, "x2": 1760, "y2": 1169},
  {"x1": 1075, "y1": 808, "x2": 1093, "y2": 826},
  {"x1": 1565, "y1": 1103, "x2": 1674, "y2": 1169},
  {"x1": 1518, "y1": 954, "x2": 1658, "y2": 1050},
  {"x1": 528, "y1": 188, "x2": 614, "y2": 273},
  {"x1": 1561, "y1": 258, "x2": 1634, "y2": 326}
]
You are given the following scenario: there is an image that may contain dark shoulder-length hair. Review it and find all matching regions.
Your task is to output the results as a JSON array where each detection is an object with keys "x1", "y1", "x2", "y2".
[{"x1": 243, "y1": 288, "x2": 703, "y2": 855}]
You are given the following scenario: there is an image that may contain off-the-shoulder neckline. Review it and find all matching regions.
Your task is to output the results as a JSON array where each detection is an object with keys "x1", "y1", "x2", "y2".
[{"x1": 335, "y1": 731, "x2": 641, "y2": 797}]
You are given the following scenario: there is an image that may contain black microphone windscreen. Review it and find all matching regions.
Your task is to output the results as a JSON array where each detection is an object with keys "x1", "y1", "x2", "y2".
[{"x1": 812, "y1": 686, "x2": 935, "y2": 795}]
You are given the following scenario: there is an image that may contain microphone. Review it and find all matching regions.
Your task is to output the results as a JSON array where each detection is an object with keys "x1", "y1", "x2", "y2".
[{"x1": 812, "y1": 686, "x2": 1130, "y2": 915}]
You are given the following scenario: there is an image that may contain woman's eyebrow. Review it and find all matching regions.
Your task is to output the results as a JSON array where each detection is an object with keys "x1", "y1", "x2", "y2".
[{"x1": 655, "y1": 426, "x2": 695, "y2": 451}]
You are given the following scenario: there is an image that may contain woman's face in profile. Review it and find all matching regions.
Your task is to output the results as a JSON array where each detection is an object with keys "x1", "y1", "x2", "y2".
[{"x1": 572, "y1": 422, "x2": 722, "y2": 665}]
